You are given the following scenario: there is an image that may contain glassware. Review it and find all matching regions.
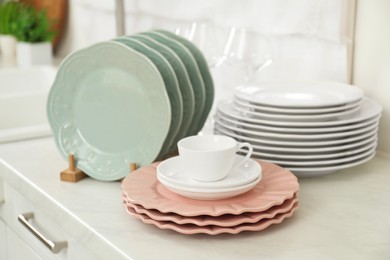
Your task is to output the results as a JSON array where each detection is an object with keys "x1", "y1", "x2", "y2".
[
  {"x1": 222, "y1": 27, "x2": 272, "y2": 84},
  {"x1": 175, "y1": 22, "x2": 223, "y2": 68}
]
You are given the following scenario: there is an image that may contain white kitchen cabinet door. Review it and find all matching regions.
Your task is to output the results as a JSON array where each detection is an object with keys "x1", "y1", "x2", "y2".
[
  {"x1": 0, "y1": 218, "x2": 7, "y2": 259},
  {"x1": 2, "y1": 181, "x2": 98, "y2": 259},
  {"x1": 6, "y1": 225, "x2": 40, "y2": 260}
]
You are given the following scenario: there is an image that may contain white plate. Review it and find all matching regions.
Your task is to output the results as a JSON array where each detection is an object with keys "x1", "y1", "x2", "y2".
[
  {"x1": 214, "y1": 123, "x2": 379, "y2": 147},
  {"x1": 234, "y1": 81, "x2": 364, "y2": 107},
  {"x1": 217, "y1": 98, "x2": 382, "y2": 127},
  {"x1": 215, "y1": 127, "x2": 377, "y2": 153},
  {"x1": 234, "y1": 96, "x2": 363, "y2": 115},
  {"x1": 157, "y1": 155, "x2": 261, "y2": 189},
  {"x1": 215, "y1": 115, "x2": 379, "y2": 140},
  {"x1": 255, "y1": 146, "x2": 377, "y2": 167},
  {"x1": 157, "y1": 174, "x2": 261, "y2": 200},
  {"x1": 233, "y1": 100, "x2": 361, "y2": 122},
  {"x1": 287, "y1": 152, "x2": 376, "y2": 177},
  {"x1": 250, "y1": 141, "x2": 377, "y2": 160},
  {"x1": 216, "y1": 111, "x2": 381, "y2": 134},
  {"x1": 252, "y1": 141, "x2": 377, "y2": 161}
]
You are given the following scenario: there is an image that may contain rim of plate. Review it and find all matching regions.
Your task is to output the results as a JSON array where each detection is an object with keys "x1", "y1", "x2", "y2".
[
  {"x1": 286, "y1": 151, "x2": 376, "y2": 177},
  {"x1": 214, "y1": 123, "x2": 378, "y2": 147},
  {"x1": 214, "y1": 127, "x2": 377, "y2": 153},
  {"x1": 233, "y1": 100, "x2": 361, "y2": 121},
  {"x1": 215, "y1": 111, "x2": 381, "y2": 134},
  {"x1": 234, "y1": 81, "x2": 364, "y2": 108},
  {"x1": 234, "y1": 96, "x2": 363, "y2": 114},
  {"x1": 217, "y1": 98, "x2": 382, "y2": 127},
  {"x1": 250, "y1": 141, "x2": 377, "y2": 160},
  {"x1": 215, "y1": 115, "x2": 379, "y2": 140},
  {"x1": 251, "y1": 145, "x2": 377, "y2": 166}
]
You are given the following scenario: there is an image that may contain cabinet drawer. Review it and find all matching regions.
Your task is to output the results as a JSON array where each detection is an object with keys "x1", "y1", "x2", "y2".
[
  {"x1": 6, "y1": 225, "x2": 41, "y2": 260},
  {"x1": 1, "y1": 182, "x2": 99, "y2": 259}
]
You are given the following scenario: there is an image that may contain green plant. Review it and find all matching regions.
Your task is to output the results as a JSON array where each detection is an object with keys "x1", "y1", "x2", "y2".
[
  {"x1": 0, "y1": 1, "x2": 56, "y2": 42},
  {"x1": 0, "y1": 1, "x2": 21, "y2": 35},
  {"x1": 12, "y1": 3, "x2": 56, "y2": 42}
]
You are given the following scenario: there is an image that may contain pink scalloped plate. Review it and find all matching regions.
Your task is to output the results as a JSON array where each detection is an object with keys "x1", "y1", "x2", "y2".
[
  {"x1": 124, "y1": 201, "x2": 299, "y2": 235},
  {"x1": 121, "y1": 160, "x2": 299, "y2": 216},
  {"x1": 122, "y1": 192, "x2": 298, "y2": 227}
]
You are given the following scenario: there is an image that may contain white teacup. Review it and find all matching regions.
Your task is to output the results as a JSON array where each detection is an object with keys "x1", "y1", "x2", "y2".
[{"x1": 177, "y1": 135, "x2": 253, "y2": 182}]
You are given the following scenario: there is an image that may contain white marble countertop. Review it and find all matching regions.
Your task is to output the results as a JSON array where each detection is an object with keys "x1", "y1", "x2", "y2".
[{"x1": 0, "y1": 137, "x2": 389, "y2": 259}]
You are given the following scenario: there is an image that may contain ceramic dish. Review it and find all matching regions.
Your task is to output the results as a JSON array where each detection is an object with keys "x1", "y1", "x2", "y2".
[
  {"x1": 214, "y1": 123, "x2": 378, "y2": 147},
  {"x1": 157, "y1": 155, "x2": 261, "y2": 189},
  {"x1": 287, "y1": 151, "x2": 376, "y2": 177},
  {"x1": 250, "y1": 141, "x2": 377, "y2": 160},
  {"x1": 233, "y1": 100, "x2": 361, "y2": 122},
  {"x1": 114, "y1": 37, "x2": 183, "y2": 158},
  {"x1": 155, "y1": 30, "x2": 215, "y2": 132},
  {"x1": 215, "y1": 115, "x2": 379, "y2": 140},
  {"x1": 254, "y1": 146, "x2": 377, "y2": 167},
  {"x1": 123, "y1": 193, "x2": 298, "y2": 227},
  {"x1": 47, "y1": 41, "x2": 171, "y2": 181},
  {"x1": 121, "y1": 160, "x2": 299, "y2": 216},
  {"x1": 215, "y1": 111, "x2": 381, "y2": 134},
  {"x1": 234, "y1": 81, "x2": 363, "y2": 107},
  {"x1": 234, "y1": 96, "x2": 363, "y2": 115},
  {"x1": 131, "y1": 34, "x2": 196, "y2": 140},
  {"x1": 217, "y1": 98, "x2": 382, "y2": 127},
  {"x1": 214, "y1": 127, "x2": 377, "y2": 154},
  {"x1": 157, "y1": 175, "x2": 261, "y2": 200},
  {"x1": 124, "y1": 201, "x2": 299, "y2": 235},
  {"x1": 142, "y1": 31, "x2": 206, "y2": 136}
]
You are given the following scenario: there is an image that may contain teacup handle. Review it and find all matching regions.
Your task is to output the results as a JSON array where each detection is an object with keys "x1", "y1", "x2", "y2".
[{"x1": 232, "y1": 142, "x2": 253, "y2": 170}]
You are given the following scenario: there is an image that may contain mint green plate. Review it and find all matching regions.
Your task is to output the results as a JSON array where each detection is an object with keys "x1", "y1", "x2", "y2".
[
  {"x1": 155, "y1": 30, "x2": 215, "y2": 133},
  {"x1": 142, "y1": 31, "x2": 206, "y2": 136},
  {"x1": 131, "y1": 34, "x2": 195, "y2": 147},
  {"x1": 114, "y1": 37, "x2": 183, "y2": 158},
  {"x1": 47, "y1": 41, "x2": 171, "y2": 181}
]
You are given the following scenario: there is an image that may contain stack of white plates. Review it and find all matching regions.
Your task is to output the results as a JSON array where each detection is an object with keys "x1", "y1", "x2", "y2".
[{"x1": 214, "y1": 81, "x2": 382, "y2": 177}]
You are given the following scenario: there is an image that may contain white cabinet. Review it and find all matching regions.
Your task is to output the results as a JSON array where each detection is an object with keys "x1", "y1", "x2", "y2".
[
  {"x1": 6, "y1": 225, "x2": 40, "y2": 260},
  {"x1": 0, "y1": 218, "x2": 7, "y2": 259},
  {"x1": 0, "y1": 179, "x2": 98, "y2": 259}
]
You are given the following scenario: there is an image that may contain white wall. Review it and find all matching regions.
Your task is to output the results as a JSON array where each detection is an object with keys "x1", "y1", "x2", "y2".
[{"x1": 353, "y1": 0, "x2": 390, "y2": 155}]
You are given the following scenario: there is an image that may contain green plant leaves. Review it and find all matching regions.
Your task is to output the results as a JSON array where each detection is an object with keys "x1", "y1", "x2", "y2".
[
  {"x1": 0, "y1": 1, "x2": 56, "y2": 43},
  {"x1": 0, "y1": 1, "x2": 21, "y2": 35}
]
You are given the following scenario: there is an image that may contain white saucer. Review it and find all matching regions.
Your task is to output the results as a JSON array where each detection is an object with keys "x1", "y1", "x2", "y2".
[
  {"x1": 157, "y1": 155, "x2": 261, "y2": 189},
  {"x1": 157, "y1": 174, "x2": 261, "y2": 200}
]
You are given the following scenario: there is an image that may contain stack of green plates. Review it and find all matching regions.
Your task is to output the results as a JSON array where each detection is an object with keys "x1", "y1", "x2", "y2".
[{"x1": 47, "y1": 30, "x2": 214, "y2": 181}]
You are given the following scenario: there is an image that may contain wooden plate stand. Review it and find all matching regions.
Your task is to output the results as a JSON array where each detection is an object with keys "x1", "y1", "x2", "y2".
[
  {"x1": 60, "y1": 154, "x2": 138, "y2": 183},
  {"x1": 60, "y1": 154, "x2": 86, "y2": 182}
]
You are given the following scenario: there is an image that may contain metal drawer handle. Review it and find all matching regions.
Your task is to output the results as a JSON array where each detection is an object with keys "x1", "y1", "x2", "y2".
[{"x1": 18, "y1": 212, "x2": 68, "y2": 254}]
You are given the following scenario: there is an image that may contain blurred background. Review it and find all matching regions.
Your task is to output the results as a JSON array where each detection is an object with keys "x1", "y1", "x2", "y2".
[{"x1": 0, "y1": 0, "x2": 389, "y2": 155}]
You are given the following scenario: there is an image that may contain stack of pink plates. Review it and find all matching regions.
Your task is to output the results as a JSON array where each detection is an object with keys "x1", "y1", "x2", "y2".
[{"x1": 121, "y1": 160, "x2": 299, "y2": 235}]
